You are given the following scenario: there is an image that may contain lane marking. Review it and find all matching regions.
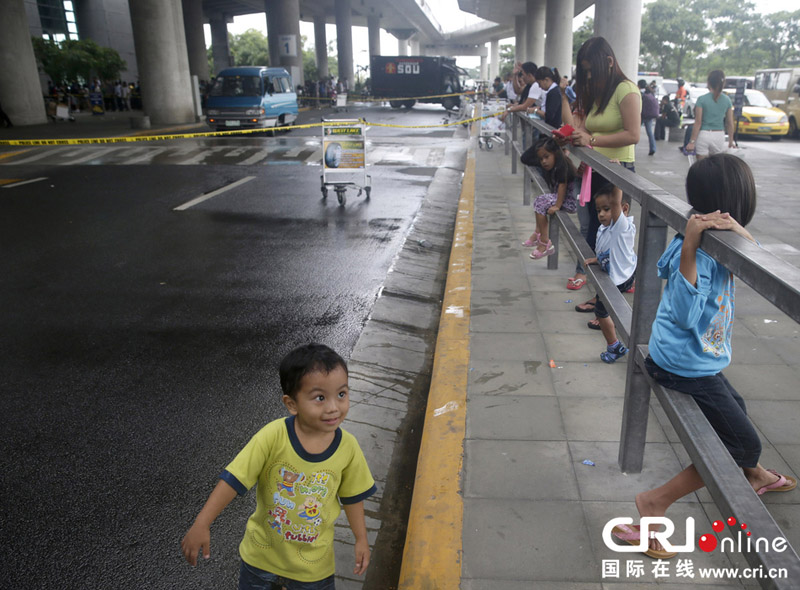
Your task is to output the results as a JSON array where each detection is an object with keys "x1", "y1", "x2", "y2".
[
  {"x1": 397, "y1": 112, "x2": 478, "y2": 590},
  {"x1": 2, "y1": 177, "x2": 48, "y2": 189},
  {"x1": 1, "y1": 149, "x2": 59, "y2": 165},
  {"x1": 59, "y1": 147, "x2": 121, "y2": 165},
  {"x1": 173, "y1": 176, "x2": 256, "y2": 211},
  {"x1": 0, "y1": 150, "x2": 31, "y2": 161},
  {"x1": 239, "y1": 150, "x2": 270, "y2": 166}
]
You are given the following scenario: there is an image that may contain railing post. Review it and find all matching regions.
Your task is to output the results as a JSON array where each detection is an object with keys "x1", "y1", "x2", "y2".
[
  {"x1": 511, "y1": 115, "x2": 518, "y2": 175},
  {"x1": 619, "y1": 199, "x2": 668, "y2": 472},
  {"x1": 547, "y1": 214, "x2": 559, "y2": 270}
]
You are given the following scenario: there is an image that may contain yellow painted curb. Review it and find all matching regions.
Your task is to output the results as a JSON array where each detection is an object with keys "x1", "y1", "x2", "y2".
[{"x1": 397, "y1": 112, "x2": 479, "y2": 590}]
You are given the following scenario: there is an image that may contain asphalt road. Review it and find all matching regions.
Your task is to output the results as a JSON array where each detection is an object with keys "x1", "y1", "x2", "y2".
[{"x1": 0, "y1": 103, "x2": 469, "y2": 588}]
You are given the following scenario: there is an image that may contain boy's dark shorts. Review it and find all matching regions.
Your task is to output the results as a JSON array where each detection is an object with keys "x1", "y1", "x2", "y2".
[
  {"x1": 594, "y1": 274, "x2": 635, "y2": 319},
  {"x1": 239, "y1": 561, "x2": 335, "y2": 590}
]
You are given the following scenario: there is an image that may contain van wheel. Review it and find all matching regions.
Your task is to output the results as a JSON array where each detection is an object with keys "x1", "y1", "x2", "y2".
[
  {"x1": 389, "y1": 100, "x2": 403, "y2": 109},
  {"x1": 442, "y1": 97, "x2": 457, "y2": 110},
  {"x1": 790, "y1": 118, "x2": 799, "y2": 139},
  {"x1": 403, "y1": 100, "x2": 416, "y2": 109}
]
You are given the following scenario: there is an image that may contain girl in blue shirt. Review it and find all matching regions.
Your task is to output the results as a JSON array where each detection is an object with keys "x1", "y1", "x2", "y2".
[{"x1": 617, "y1": 154, "x2": 796, "y2": 559}]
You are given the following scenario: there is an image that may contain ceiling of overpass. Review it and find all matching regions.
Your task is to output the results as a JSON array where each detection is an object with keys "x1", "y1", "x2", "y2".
[
  {"x1": 202, "y1": 0, "x2": 446, "y2": 41},
  {"x1": 457, "y1": 0, "x2": 594, "y2": 25}
]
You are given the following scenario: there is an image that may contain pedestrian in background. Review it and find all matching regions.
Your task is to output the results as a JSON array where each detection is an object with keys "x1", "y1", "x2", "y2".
[
  {"x1": 639, "y1": 79, "x2": 659, "y2": 155},
  {"x1": 686, "y1": 70, "x2": 735, "y2": 160},
  {"x1": 530, "y1": 66, "x2": 564, "y2": 129},
  {"x1": 655, "y1": 95, "x2": 680, "y2": 140}
]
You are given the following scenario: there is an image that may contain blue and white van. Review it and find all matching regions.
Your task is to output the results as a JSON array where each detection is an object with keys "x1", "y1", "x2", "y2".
[{"x1": 205, "y1": 66, "x2": 298, "y2": 131}]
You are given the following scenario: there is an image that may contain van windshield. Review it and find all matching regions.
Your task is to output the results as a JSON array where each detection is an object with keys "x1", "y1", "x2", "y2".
[{"x1": 209, "y1": 76, "x2": 262, "y2": 97}]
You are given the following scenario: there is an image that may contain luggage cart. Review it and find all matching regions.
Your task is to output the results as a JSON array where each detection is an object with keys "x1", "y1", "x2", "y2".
[
  {"x1": 478, "y1": 98, "x2": 506, "y2": 150},
  {"x1": 320, "y1": 118, "x2": 371, "y2": 207},
  {"x1": 333, "y1": 92, "x2": 348, "y2": 113}
]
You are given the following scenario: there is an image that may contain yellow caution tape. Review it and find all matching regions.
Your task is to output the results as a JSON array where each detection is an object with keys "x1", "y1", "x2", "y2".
[
  {"x1": 0, "y1": 112, "x2": 504, "y2": 146},
  {"x1": 302, "y1": 90, "x2": 478, "y2": 103}
]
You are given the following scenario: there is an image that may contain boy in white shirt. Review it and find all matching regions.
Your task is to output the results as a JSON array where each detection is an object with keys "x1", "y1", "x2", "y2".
[{"x1": 585, "y1": 185, "x2": 637, "y2": 363}]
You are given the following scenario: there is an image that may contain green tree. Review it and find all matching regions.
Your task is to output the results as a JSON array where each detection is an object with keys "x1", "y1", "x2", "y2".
[
  {"x1": 754, "y1": 10, "x2": 800, "y2": 68},
  {"x1": 639, "y1": 0, "x2": 709, "y2": 78},
  {"x1": 229, "y1": 28, "x2": 270, "y2": 66},
  {"x1": 32, "y1": 37, "x2": 126, "y2": 85},
  {"x1": 573, "y1": 17, "x2": 594, "y2": 65},
  {"x1": 498, "y1": 44, "x2": 515, "y2": 78}
]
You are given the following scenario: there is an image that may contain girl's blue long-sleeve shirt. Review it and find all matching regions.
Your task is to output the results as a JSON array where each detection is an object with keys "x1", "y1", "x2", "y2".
[{"x1": 648, "y1": 235, "x2": 735, "y2": 378}]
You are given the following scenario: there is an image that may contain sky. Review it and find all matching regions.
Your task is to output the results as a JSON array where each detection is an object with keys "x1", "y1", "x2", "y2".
[{"x1": 203, "y1": 0, "x2": 799, "y2": 70}]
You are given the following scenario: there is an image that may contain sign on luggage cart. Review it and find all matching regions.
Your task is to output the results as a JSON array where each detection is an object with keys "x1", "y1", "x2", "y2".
[
  {"x1": 320, "y1": 119, "x2": 371, "y2": 207},
  {"x1": 479, "y1": 98, "x2": 506, "y2": 150}
]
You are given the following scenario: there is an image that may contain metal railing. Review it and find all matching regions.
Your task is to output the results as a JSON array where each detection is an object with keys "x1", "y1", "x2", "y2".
[{"x1": 505, "y1": 110, "x2": 800, "y2": 588}]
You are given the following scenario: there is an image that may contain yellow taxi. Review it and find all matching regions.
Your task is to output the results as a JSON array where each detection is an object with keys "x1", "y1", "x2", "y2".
[{"x1": 724, "y1": 89, "x2": 790, "y2": 140}]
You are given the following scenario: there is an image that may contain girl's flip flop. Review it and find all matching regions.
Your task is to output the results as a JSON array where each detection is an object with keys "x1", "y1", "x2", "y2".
[
  {"x1": 567, "y1": 278, "x2": 587, "y2": 290},
  {"x1": 757, "y1": 470, "x2": 798, "y2": 495},
  {"x1": 612, "y1": 524, "x2": 677, "y2": 560}
]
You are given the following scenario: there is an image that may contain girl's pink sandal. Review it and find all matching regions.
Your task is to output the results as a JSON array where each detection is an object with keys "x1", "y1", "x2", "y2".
[
  {"x1": 530, "y1": 241, "x2": 555, "y2": 259},
  {"x1": 522, "y1": 232, "x2": 540, "y2": 247}
]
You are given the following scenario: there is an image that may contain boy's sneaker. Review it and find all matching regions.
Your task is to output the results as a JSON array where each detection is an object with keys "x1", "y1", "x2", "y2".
[{"x1": 600, "y1": 341, "x2": 627, "y2": 364}]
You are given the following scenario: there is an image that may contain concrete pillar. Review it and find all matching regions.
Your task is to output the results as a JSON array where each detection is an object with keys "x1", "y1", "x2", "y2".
[
  {"x1": 409, "y1": 38, "x2": 420, "y2": 56},
  {"x1": 368, "y1": 16, "x2": 381, "y2": 61},
  {"x1": 526, "y1": 0, "x2": 545, "y2": 66},
  {"x1": 265, "y1": 0, "x2": 304, "y2": 87},
  {"x1": 544, "y1": 0, "x2": 573, "y2": 77},
  {"x1": 489, "y1": 38, "x2": 500, "y2": 80},
  {"x1": 75, "y1": 0, "x2": 138, "y2": 82},
  {"x1": 514, "y1": 15, "x2": 527, "y2": 62},
  {"x1": 480, "y1": 54, "x2": 488, "y2": 81},
  {"x1": 0, "y1": 0, "x2": 47, "y2": 125},
  {"x1": 209, "y1": 13, "x2": 231, "y2": 75},
  {"x1": 182, "y1": 0, "x2": 209, "y2": 82},
  {"x1": 314, "y1": 14, "x2": 329, "y2": 81},
  {"x1": 334, "y1": 0, "x2": 354, "y2": 90},
  {"x1": 397, "y1": 39, "x2": 408, "y2": 56},
  {"x1": 594, "y1": 0, "x2": 643, "y2": 81},
  {"x1": 129, "y1": 0, "x2": 195, "y2": 124}
]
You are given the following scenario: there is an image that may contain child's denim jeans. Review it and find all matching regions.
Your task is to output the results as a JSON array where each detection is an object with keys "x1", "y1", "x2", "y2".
[{"x1": 239, "y1": 561, "x2": 336, "y2": 590}]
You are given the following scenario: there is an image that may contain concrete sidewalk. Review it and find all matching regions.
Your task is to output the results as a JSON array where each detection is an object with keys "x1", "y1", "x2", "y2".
[{"x1": 406, "y1": 132, "x2": 800, "y2": 589}]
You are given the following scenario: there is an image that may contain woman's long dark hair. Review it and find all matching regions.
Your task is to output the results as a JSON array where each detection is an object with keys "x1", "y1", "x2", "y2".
[
  {"x1": 575, "y1": 36, "x2": 631, "y2": 116},
  {"x1": 538, "y1": 138, "x2": 576, "y2": 191}
]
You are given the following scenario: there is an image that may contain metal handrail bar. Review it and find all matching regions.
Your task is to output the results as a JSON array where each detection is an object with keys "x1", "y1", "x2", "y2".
[{"x1": 504, "y1": 110, "x2": 800, "y2": 588}]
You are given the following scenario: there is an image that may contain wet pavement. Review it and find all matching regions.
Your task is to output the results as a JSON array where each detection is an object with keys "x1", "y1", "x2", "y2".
[{"x1": 0, "y1": 103, "x2": 469, "y2": 589}]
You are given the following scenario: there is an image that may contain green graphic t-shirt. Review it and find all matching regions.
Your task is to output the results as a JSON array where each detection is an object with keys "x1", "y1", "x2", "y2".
[{"x1": 221, "y1": 416, "x2": 376, "y2": 582}]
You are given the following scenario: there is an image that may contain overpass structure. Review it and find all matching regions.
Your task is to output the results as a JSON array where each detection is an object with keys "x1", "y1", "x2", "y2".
[{"x1": 2, "y1": 0, "x2": 642, "y2": 127}]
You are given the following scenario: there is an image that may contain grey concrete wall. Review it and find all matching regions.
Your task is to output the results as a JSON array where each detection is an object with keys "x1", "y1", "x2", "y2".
[
  {"x1": 0, "y1": 0, "x2": 48, "y2": 124},
  {"x1": 594, "y1": 0, "x2": 642, "y2": 81},
  {"x1": 314, "y1": 14, "x2": 329, "y2": 81},
  {"x1": 514, "y1": 15, "x2": 527, "y2": 62},
  {"x1": 209, "y1": 13, "x2": 231, "y2": 75},
  {"x1": 128, "y1": 0, "x2": 194, "y2": 124},
  {"x1": 75, "y1": 0, "x2": 138, "y2": 82},
  {"x1": 335, "y1": 0, "x2": 354, "y2": 90},
  {"x1": 266, "y1": 0, "x2": 304, "y2": 87},
  {"x1": 368, "y1": 16, "x2": 380, "y2": 61},
  {"x1": 489, "y1": 38, "x2": 499, "y2": 80},
  {"x1": 182, "y1": 0, "x2": 209, "y2": 82},
  {"x1": 544, "y1": 0, "x2": 573, "y2": 77},
  {"x1": 526, "y1": 0, "x2": 545, "y2": 66}
]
